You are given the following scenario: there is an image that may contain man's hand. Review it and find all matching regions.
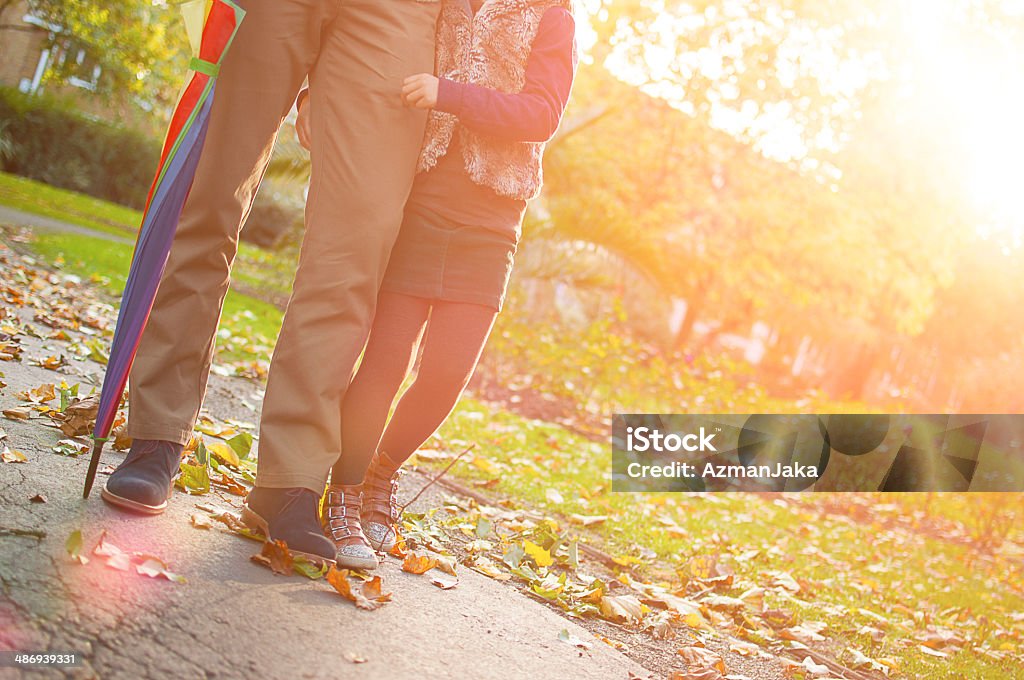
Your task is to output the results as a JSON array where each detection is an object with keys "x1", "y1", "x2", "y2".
[
  {"x1": 402, "y1": 73, "x2": 439, "y2": 110},
  {"x1": 295, "y1": 95, "x2": 312, "y2": 150}
]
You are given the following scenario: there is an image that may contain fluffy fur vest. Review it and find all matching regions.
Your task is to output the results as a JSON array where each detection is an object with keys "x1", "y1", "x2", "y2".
[{"x1": 417, "y1": 0, "x2": 572, "y2": 201}]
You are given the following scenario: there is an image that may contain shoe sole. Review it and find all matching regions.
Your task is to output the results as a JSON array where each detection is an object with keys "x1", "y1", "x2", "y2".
[
  {"x1": 241, "y1": 503, "x2": 337, "y2": 568},
  {"x1": 334, "y1": 553, "x2": 379, "y2": 571},
  {"x1": 101, "y1": 485, "x2": 168, "y2": 515}
]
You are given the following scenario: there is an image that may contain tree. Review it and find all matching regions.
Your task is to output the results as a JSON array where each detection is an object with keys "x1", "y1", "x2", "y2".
[{"x1": 0, "y1": 0, "x2": 187, "y2": 107}]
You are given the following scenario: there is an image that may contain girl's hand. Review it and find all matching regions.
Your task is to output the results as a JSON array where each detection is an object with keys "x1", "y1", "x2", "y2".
[
  {"x1": 402, "y1": 73, "x2": 439, "y2": 109},
  {"x1": 295, "y1": 95, "x2": 312, "y2": 150}
]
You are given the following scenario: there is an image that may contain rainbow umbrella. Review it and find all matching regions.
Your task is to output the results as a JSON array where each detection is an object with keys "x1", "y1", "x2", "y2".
[{"x1": 83, "y1": 0, "x2": 245, "y2": 498}]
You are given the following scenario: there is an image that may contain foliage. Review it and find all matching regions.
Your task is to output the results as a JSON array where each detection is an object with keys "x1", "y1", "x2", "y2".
[
  {"x1": 0, "y1": 0, "x2": 188, "y2": 107},
  {"x1": 0, "y1": 87, "x2": 158, "y2": 208},
  {"x1": 480, "y1": 297, "x2": 799, "y2": 419}
]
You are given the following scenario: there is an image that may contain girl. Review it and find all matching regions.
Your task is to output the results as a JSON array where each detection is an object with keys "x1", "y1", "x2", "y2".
[{"x1": 296, "y1": 0, "x2": 577, "y2": 569}]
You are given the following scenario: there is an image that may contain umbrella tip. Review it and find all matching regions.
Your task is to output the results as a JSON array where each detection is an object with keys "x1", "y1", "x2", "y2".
[{"x1": 83, "y1": 439, "x2": 105, "y2": 499}]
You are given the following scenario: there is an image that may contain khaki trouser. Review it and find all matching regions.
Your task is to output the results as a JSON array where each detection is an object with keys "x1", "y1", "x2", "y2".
[{"x1": 126, "y1": 0, "x2": 440, "y2": 492}]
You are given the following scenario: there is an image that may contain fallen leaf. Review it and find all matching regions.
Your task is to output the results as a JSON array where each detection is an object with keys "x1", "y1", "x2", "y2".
[
  {"x1": 52, "y1": 439, "x2": 88, "y2": 457},
  {"x1": 66, "y1": 529, "x2": 88, "y2": 565},
  {"x1": 702, "y1": 594, "x2": 747, "y2": 613},
  {"x1": 3, "y1": 406, "x2": 31, "y2": 421},
  {"x1": 176, "y1": 461, "x2": 210, "y2": 495},
  {"x1": 599, "y1": 594, "x2": 644, "y2": 623},
  {"x1": 402, "y1": 551, "x2": 438, "y2": 575},
  {"x1": 226, "y1": 432, "x2": 253, "y2": 460},
  {"x1": 212, "y1": 472, "x2": 247, "y2": 496},
  {"x1": 93, "y1": 532, "x2": 131, "y2": 571},
  {"x1": 680, "y1": 554, "x2": 729, "y2": 582},
  {"x1": 668, "y1": 670, "x2": 722, "y2": 680},
  {"x1": 546, "y1": 488, "x2": 565, "y2": 504},
  {"x1": 1, "y1": 446, "x2": 27, "y2": 463},
  {"x1": 771, "y1": 571, "x2": 801, "y2": 593},
  {"x1": 682, "y1": 612, "x2": 706, "y2": 629},
  {"x1": 361, "y1": 575, "x2": 393, "y2": 604},
  {"x1": 678, "y1": 646, "x2": 727, "y2": 675},
  {"x1": 33, "y1": 355, "x2": 67, "y2": 370},
  {"x1": 29, "y1": 493, "x2": 46, "y2": 503},
  {"x1": 475, "y1": 517, "x2": 492, "y2": 538},
  {"x1": 250, "y1": 540, "x2": 293, "y2": 576},
  {"x1": 558, "y1": 628, "x2": 592, "y2": 650},
  {"x1": 569, "y1": 513, "x2": 608, "y2": 526},
  {"x1": 856, "y1": 625, "x2": 886, "y2": 642},
  {"x1": 207, "y1": 441, "x2": 240, "y2": 468},
  {"x1": 761, "y1": 609, "x2": 797, "y2": 629},
  {"x1": 799, "y1": 656, "x2": 830, "y2": 676},
  {"x1": 326, "y1": 567, "x2": 388, "y2": 610},
  {"x1": 189, "y1": 513, "x2": 213, "y2": 530},
  {"x1": 19, "y1": 383, "x2": 55, "y2": 403},
  {"x1": 210, "y1": 511, "x2": 263, "y2": 541},
  {"x1": 781, "y1": 622, "x2": 828, "y2": 643},
  {"x1": 47, "y1": 395, "x2": 99, "y2": 436},
  {"x1": 434, "y1": 554, "x2": 458, "y2": 576},
  {"x1": 465, "y1": 539, "x2": 494, "y2": 553},
  {"x1": 135, "y1": 556, "x2": 187, "y2": 584},
  {"x1": 728, "y1": 641, "x2": 761, "y2": 657},
  {"x1": 112, "y1": 427, "x2": 133, "y2": 451},
  {"x1": 293, "y1": 555, "x2": 329, "y2": 580},
  {"x1": 470, "y1": 557, "x2": 512, "y2": 581},
  {"x1": 524, "y1": 540, "x2": 554, "y2": 567},
  {"x1": 430, "y1": 571, "x2": 459, "y2": 590},
  {"x1": 844, "y1": 647, "x2": 886, "y2": 673},
  {"x1": 502, "y1": 543, "x2": 525, "y2": 569},
  {"x1": 646, "y1": 612, "x2": 675, "y2": 639}
]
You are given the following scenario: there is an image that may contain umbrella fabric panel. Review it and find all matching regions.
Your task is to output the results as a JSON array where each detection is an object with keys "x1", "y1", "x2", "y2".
[{"x1": 92, "y1": 88, "x2": 215, "y2": 439}]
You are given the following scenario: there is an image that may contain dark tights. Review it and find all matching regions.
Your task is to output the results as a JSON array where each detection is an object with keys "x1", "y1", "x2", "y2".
[{"x1": 332, "y1": 291, "x2": 497, "y2": 485}]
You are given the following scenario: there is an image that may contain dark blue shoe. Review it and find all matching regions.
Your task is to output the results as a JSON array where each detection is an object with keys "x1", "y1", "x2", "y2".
[
  {"x1": 101, "y1": 439, "x2": 183, "y2": 515},
  {"x1": 242, "y1": 487, "x2": 337, "y2": 565}
]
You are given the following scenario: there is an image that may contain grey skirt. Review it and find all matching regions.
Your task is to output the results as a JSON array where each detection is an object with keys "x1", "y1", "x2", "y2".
[{"x1": 380, "y1": 206, "x2": 518, "y2": 311}]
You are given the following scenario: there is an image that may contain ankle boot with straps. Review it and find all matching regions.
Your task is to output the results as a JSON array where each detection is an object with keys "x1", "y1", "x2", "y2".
[
  {"x1": 323, "y1": 484, "x2": 378, "y2": 570},
  {"x1": 361, "y1": 451, "x2": 402, "y2": 552}
]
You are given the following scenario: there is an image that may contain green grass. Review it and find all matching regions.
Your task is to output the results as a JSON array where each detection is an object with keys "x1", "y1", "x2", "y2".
[
  {"x1": 28, "y1": 231, "x2": 283, "y2": 362},
  {"x1": 429, "y1": 398, "x2": 1024, "y2": 679},
  {"x1": 0, "y1": 171, "x2": 294, "y2": 304},
  {"x1": 0, "y1": 171, "x2": 142, "y2": 238}
]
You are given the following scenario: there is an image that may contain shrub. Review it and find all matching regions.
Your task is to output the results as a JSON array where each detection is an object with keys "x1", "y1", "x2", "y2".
[
  {"x1": 0, "y1": 86, "x2": 302, "y2": 247},
  {"x1": 0, "y1": 87, "x2": 158, "y2": 209}
]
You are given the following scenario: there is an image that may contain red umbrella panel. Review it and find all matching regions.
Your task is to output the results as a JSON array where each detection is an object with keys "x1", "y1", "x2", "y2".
[{"x1": 83, "y1": 0, "x2": 245, "y2": 498}]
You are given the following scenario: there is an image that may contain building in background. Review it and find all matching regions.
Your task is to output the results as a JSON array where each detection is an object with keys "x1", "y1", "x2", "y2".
[{"x1": 0, "y1": 2, "x2": 101, "y2": 97}]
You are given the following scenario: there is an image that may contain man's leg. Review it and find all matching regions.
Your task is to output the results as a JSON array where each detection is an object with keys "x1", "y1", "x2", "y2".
[
  {"x1": 108, "y1": 0, "x2": 333, "y2": 516},
  {"x1": 254, "y1": 0, "x2": 439, "y2": 498}
]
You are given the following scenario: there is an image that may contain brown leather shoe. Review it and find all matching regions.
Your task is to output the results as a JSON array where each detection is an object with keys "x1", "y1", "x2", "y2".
[
  {"x1": 323, "y1": 484, "x2": 378, "y2": 570},
  {"x1": 361, "y1": 451, "x2": 403, "y2": 552}
]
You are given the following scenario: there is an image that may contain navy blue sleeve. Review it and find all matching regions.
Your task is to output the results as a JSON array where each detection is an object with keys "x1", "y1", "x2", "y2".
[{"x1": 435, "y1": 8, "x2": 577, "y2": 143}]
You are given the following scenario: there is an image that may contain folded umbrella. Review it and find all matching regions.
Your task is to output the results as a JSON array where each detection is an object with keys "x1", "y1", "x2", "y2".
[{"x1": 83, "y1": 0, "x2": 245, "y2": 498}]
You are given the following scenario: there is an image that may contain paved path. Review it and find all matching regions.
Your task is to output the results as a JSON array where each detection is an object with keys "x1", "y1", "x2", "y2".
[
  {"x1": 0, "y1": 206, "x2": 134, "y2": 244},
  {"x1": 0, "y1": 238, "x2": 651, "y2": 680}
]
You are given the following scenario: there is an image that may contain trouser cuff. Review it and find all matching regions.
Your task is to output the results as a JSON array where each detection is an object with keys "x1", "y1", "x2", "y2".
[
  {"x1": 125, "y1": 419, "x2": 194, "y2": 446},
  {"x1": 254, "y1": 472, "x2": 327, "y2": 495}
]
